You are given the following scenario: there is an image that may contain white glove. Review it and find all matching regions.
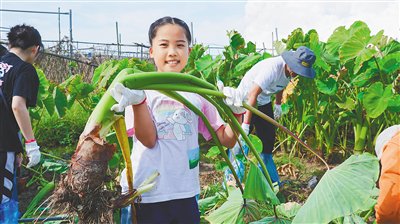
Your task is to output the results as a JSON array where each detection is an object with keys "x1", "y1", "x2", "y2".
[
  {"x1": 25, "y1": 141, "x2": 41, "y2": 168},
  {"x1": 241, "y1": 123, "x2": 250, "y2": 136},
  {"x1": 274, "y1": 104, "x2": 282, "y2": 120},
  {"x1": 217, "y1": 80, "x2": 246, "y2": 115},
  {"x1": 110, "y1": 83, "x2": 146, "y2": 112}
]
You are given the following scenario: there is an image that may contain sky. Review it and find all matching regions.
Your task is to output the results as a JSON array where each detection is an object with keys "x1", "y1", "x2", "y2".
[{"x1": 0, "y1": 0, "x2": 399, "y2": 55}]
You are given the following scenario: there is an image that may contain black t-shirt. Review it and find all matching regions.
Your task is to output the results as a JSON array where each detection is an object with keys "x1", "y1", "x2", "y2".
[{"x1": 0, "y1": 52, "x2": 39, "y2": 153}]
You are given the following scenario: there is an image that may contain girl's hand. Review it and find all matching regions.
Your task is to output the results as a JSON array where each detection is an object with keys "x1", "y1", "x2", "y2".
[
  {"x1": 110, "y1": 83, "x2": 146, "y2": 112},
  {"x1": 217, "y1": 81, "x2": 246, "y2": 115}
]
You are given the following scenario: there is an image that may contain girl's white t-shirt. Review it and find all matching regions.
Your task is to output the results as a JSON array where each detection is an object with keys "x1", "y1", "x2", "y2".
[
  {"x1": 120, "y1": 90, "x2": 224, "y2": 203},
  {"x1": 237, "y1": 56, "x2": 291, "y2": 106}
]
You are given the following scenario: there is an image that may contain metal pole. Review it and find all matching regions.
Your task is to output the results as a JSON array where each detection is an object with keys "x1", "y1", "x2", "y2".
[
  {"x1": 69, "y1": 9, "x2": 73, "y2": 57},
  {"x1": 58, "y1": 7, "x2": 61, "y2": 43},
  {"x1": 271, "y1": 32, "x2": 274, "y2": 56},
  {"x1": 275, "y1": 27, "x2": 278, "y2": 42},
  {"x1": 119, "y1": 33, "x2": 122, "y2": 57},
  {"x1": 140, "y1": 44, "x2": 143, "y2": 60},
  {"x1": 190, "y1": 22, "x2": 194, "y2": 45},
  {"x1": 116, "y1": 21, "x2": 120, "y2": 58}
]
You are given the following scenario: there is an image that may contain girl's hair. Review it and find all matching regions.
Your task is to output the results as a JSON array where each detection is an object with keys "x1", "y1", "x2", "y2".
[
  {"x1": 7, "y1": 24, "x2": 43, "y2": 50},
  {"x1": 148, "y1": 16, "x2": 191, "y2": 46}
]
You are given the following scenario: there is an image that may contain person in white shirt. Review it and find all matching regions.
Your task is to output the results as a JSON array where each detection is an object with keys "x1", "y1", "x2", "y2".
[{"x1": 235, "y1": 46, "x2": 316, "y2": 187}]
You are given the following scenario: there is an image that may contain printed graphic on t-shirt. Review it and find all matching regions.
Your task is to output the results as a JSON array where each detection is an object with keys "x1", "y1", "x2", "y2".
[
  {"x1": 0, "y1": 62, "x2": 13, "y2": 86},
  {"x1": 187, "y1": 147, "x2": 199, "y2": 169},
  {"x1": 156, "y1": 103, "x2": 193, "y2": 141}
]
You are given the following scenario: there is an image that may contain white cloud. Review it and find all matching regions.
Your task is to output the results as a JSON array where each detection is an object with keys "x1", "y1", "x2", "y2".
[{"x1": 243, "y1": 1, "x2": 399, "y2": 49}]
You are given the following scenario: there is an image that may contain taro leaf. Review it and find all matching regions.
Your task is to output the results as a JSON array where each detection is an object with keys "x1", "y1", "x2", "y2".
[
  {"x1": 335, "y1": 97, "x2": 356, "y2": 111},
  {"x1": 233, "y1": 54, "x2": 261, "y2": 78},
  {"x1": 316, "y1": 77, "x2": 338, "y2": 95},
  {"x1": 42, "y1": 95, "x2": 55, "y2": 116},
  {"x1": 285, "y1": 28, "x2": 304, "y2": 50},
  {"x1": 343, "y1": 214, "x2": 367, "y2": 224},
  {"x1": 243, "y1": 161, "x2": 280, "y2": 204},
  {"x1": 378, "y1": 51, "x2": 400, "y2": 75},
  {"x1": 42, "y1": 160, "x2": 68, "y2": 174},
  {"x1": 195, "y1": 55, "x2": 214, "y2": 71},
  {"x1": 387, "y1": 95, "x2": 400, "y2": 112},
  {"x1": 206, "y1": 188, "x2": 261, "y2": 224},
  {"x1": 368, "y1": 30, "x2": 384, "y2": 46},
  {"x1": 246, "y1": 41, "x2": 256, "y2": 53},
  {"x1": 326, "y1": 26, "x2": 350, "y2": 57},
  {"x1": 230, "y1": 33, "x2": 245, "y2": 51},
  {"x1": 351, "y1": 68, "x2": 378, "y2": 87},
  {"x1": 53, "y1": 86, "x2": 68, "y2": 117},
  {"x1": 199, "y1": 194, "x2": 224, "y2": 215},
  {"x1": 363, "y1": 82, "x2": 393, "y2": 118},
  {"x1": 99, "y1": 62, "x2": 120, "y2": 89},
  {"x1": 276, "y1": 202, "x2": 302, "y2": 219},
  {"x1": 340, "y1": 27, "x2": 376, "y2": 73},
  {"x1": 250, "y1": 216, "x2": 291, "y2": 224},
  {"x1": 248, "y1": 134, "x2": 262, "y2": 154},
  {"x1": 309, "y1": 32, "x2": 330, "y2": 72},
  {"x1": 35, "y1": 68, "x2": 50, "y2": 98},
  {"x1": 292, "y1": 153, "x2": 379, "y2": 224},
  {"x1": 65, "y1": 75, "x2": 95, "y2": 100}
]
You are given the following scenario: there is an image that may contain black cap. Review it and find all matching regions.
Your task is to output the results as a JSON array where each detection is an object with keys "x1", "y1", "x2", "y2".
[{"x1": 32, "y1": 28, "x2": 44, "y2": 50}]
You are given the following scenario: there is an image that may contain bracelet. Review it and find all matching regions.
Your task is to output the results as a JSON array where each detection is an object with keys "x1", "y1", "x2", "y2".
[
  {"x1": 233, "y1": 111, "x2": 246, "y2": 116},
  {"x1": 25, "y1": 139, "x2": 36, "y2": 143},
  {"x1": 133, "y1": 98, "x2": 147, "y2": 106}
]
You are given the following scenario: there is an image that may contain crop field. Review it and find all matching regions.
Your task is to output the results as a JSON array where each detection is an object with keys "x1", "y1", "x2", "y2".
[{"x1": 16, "y1": 20, "x2": 399, "y2": 223}]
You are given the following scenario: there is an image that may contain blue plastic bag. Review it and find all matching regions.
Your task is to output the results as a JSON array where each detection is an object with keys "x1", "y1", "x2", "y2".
[
  {"x1": 0, "y1": 199, "x2": 19, "y2": 223},
  {"x1": 224, "y1": 140, "x2": 249, "y2": 183}
]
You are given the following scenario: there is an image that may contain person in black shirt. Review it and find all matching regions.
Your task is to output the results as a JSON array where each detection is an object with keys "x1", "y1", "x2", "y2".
[
  {"x1": 0, "y1": 45, "x2": 7, "y2": 58},
  {"x1": 0, "y1": 24, "x2": 43, "y2": 222}
]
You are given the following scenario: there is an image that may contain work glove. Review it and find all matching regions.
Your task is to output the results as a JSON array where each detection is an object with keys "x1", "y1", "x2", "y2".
[
  {"x1": 274, "y1": 104, "x2": 282, "y2": 120},
  {"x1": 110, "y1": 83, "x2": 146, "y2": 113},
  {"x1": 217, "y1": 80, "x2": 246, "y2": 115},
  {"x1": 241, "y1": 123, "x2": 250, "y2": 136},
  {"x1": 25, "y1": 140, "x2": 41, "y2": 168}
]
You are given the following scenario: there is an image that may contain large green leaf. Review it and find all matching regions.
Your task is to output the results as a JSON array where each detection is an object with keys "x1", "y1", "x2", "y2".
[
  {"x1": 243, "y1": 161, "x2": 280, "y2": 204},
  {"x1": 248, "y1": 134, "x2": 262, "y2": 154},
  {"x1": 233, "y1": 54, "x2": 261, "y2": 77},
  {"x1": 35, "y1": 68, "x2": 50, "y2": 98},
  {"x1": 326, "y1": 26, "x2": 349, "y2": 57},
  {"x1": 276, "y1": 202, "x2": 301, "y2": 219},
  {"x1": 340, "y1": 27, "x2": 376, "y2": 73},
  {"x1": 335, "y1": 97, "x2": 355, "y2": 111},
  {"x1": 292, "y1": 153, "x2": 379, "y2": 224},
  {"x1": 351, "y1": 68, "x2": 378, "y2": 87},
  {"x1": 230, "y1": 33, "x2": 245, "y2": 51},
  {"x1": 309, "y1": 32, "x2": 330, "y2": 73},
  {"x1": 42, "y1": 95, "x2": 55, "y2": 116},
  {"x1": 363, "y1": 82, "x2": 393, "y2": 118},
  {"x1": 53, "y1": 86, "x2": 68, "y2": 117},
  {"x1": 206, "y1": 188, "x2": 261, "y2": 224},
  {"x1": 316, "y1": 77, "x2": 338, "y2": 95},
  {"x1": 379, "y1": 51, "x2": 400, "y2": 75},
  {"x1": 285, "y1": 28, "x2": 304, "y2": 50},
  {"x1": 387, "y1": 95, "x2": 400, "y2": 112},
  {"x1": 250, "y1": 216, "x2": 291, "y2": 224}
]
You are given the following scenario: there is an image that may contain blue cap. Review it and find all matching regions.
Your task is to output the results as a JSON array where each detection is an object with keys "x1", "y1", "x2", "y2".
[{"x1": 282, "y1": 46, "x2": 316, "y2": 78}]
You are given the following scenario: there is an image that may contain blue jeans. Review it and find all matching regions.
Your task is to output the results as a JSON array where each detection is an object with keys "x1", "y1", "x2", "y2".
[
  {"x1": 121, "y1": 196, "x2": 200, "y2": 224},
  {"x1": 259, "y1": 153, "x2": 281, "y2": 185}
]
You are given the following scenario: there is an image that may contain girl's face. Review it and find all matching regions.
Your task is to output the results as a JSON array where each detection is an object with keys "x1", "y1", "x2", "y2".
[{"x1": 149, "y1": 24, "x2": 190, "y2": 73}]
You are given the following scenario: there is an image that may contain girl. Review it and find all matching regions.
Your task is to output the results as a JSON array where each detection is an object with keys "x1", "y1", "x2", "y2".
[
  {"x1": 0, "y1": 24, "x2": 42, "y2": 222},
  {"x1": 111, "y1": 16, "x2": 244, "y2": 223}
]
